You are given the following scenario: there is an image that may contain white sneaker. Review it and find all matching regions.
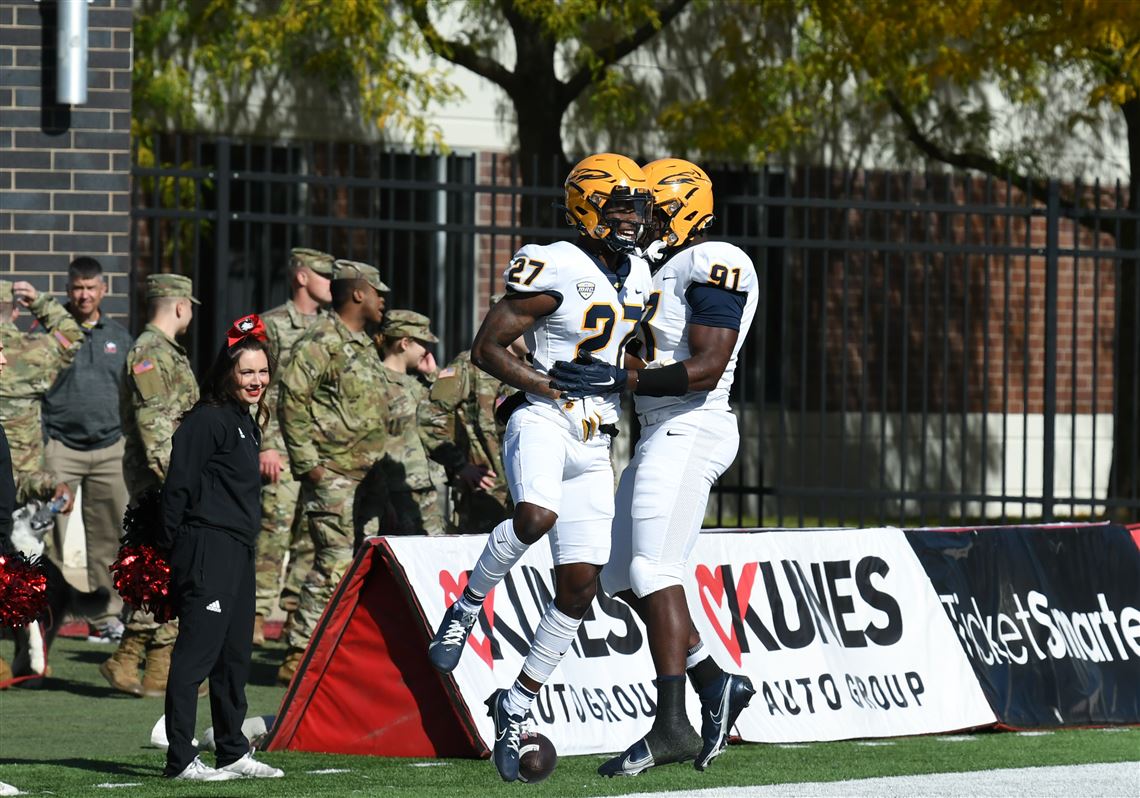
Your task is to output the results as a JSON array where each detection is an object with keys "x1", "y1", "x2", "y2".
[
  {"x1": 172, "y1": 756, "x2": 242, "y2": 781},
  {"x1": 218, "y1": 752, "x2": 284, "y2": 778}
]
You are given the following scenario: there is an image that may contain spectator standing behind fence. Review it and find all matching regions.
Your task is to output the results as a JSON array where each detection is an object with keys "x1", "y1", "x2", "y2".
[
  {"x1": 160, "y1": 315, "x2": 283, "y2": 782},
  {"x1": 275, "y1": 260, "x2": 391, "y2": 685},
  {"x1": 40, "y1": 258, "x2": 133, "y2": 643},
  {"x1": 376, "y1": 310, "x2": 447, "y2": 536},
  {"x1": 102, "y1": 274, "x2": 201, "y2": 699},
  {"x1": 421, "y1": 336, "x2": 520, "y2": 533},
  {"x1": 0, "y1": 281, "x2": 83, "y2": 509},
  {"x1": 252, "y1": 248, "x2": 335, "y2": 647}
]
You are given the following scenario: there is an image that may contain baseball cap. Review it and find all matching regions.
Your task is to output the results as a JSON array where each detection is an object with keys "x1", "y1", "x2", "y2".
[
  {"x1": 291, "y1": 247, "x2": 335, "y2": 277},
  {"x1": 381, "y1": 309, "x2": 439, "y2": 343},
  {"x1": 146, "y1": 274, "x2": 200, "y2": 305},
  {"x1": 333, "y1": 259, "x2": 389, "y2": 293}
]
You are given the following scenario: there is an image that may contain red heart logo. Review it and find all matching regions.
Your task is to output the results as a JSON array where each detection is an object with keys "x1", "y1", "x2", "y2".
[
  {"x1": 438, "y1": 571, "x2": 495, "y2": 669},
  {"x1": 694, "y1": 562, "x2": 755, "y2": 667}
]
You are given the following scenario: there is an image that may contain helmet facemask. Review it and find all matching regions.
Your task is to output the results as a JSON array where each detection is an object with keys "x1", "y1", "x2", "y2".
[{"x1": 591, "y1": 189, "x2": 652, "y2": 254}]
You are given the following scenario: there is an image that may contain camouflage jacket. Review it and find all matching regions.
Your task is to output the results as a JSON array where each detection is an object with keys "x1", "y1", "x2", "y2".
[
  {"x1": 278, "y1": 312, "x2": 389, "y2": 478},
  {"x1": 421, "y1": 351, "x2": 511, "y2": 504},
  {"x1": 120, "y1": 324, "x2": 199, "y2": 498},
  {"x1": 376, "y1": 365, "x2": 439, "y2": 493},
  {"x1": 0, "y1": 294, "x2": 84, "y2": 503},
  {"x1": 260, "y1": 299, "x2": 322, "y2": 456}
]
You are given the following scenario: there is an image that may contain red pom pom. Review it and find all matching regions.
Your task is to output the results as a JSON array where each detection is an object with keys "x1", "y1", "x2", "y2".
[
  {"x1": 110, "y1": 544, "x2": 176, "y2": 622},
  {"x1": 0, "y1": 553, "x2": 49, "y2": 627}
]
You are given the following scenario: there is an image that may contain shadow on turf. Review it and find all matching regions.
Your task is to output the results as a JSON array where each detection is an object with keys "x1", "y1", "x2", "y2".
[{"x1": 1, "y1": 757, "x2": 157, "y2": 778}]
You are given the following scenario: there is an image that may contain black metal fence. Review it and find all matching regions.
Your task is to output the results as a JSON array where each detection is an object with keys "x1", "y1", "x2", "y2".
[{"x1": 131, "y1": 136, "x2": 1140, "y2": 527}]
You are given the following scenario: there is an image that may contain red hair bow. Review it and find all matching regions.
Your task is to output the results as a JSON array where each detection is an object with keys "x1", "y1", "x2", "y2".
[{"x1": 226, "y1": 314, "x2": 268, "y2": 348}]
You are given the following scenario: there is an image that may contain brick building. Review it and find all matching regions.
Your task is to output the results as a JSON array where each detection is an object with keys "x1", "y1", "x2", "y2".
[{"x1": 0, "y1": 0, "x2": 133, "y2": 319}]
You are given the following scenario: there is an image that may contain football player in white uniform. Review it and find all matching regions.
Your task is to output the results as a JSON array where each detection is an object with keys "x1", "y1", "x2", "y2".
[
  {"x1": 426, "y1": 153, "x2": 655, "y2": 782},
  {"x1": 550, "y1": 159, "x2": 758, "y2": 776}
]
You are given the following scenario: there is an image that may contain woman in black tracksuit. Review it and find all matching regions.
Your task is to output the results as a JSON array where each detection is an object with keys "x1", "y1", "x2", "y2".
[{"x1": 161, "y1": 315, "x2": 283, "y2": 781}]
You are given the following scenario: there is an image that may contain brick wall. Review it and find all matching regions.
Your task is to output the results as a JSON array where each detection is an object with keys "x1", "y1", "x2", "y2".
[
  {"x1": 0, "y1": 0, "x2": 133, "y2": 319},
  {"x1": 784, "y1": 169, "x2": 1120, "y2": 416}
]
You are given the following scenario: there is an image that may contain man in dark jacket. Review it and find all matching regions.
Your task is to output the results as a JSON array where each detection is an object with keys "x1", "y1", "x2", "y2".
[{"x1": 42, "y1": 257, "x2": 133, "y2": 641}]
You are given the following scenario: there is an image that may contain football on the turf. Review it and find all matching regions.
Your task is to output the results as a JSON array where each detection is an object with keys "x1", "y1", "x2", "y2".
[{"x1": 517, "y1": 732, "x2": 557, "y2": 783}]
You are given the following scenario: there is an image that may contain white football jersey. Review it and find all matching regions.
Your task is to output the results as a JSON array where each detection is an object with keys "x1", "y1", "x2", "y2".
[
  {"x1": 634, "y1": 240, "x2": 759, "y2": 417},
  {"x1": 506, "y1": 240, "x2": 653, "y2": 424}
]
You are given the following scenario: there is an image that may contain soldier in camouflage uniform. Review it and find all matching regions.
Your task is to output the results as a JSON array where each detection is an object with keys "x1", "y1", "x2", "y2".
[
  {"x1": 375, "y1": 310, "x2": 448, "y2": 535},
  {"x1": 252, "y1": 248, "x2": 334, "y2": 646},
  {"x1": 0, "y1": 280, "x2": 84, "y2": 507},
  {"x1": 276, "y1": 260, "x2": 391, "y2": 685},
  {"x1": 102, "y1": 274, "x2": 200, "y2": 699},
  {"x1": 421, "y1": 348, "x2": 517, "y2": 533}
]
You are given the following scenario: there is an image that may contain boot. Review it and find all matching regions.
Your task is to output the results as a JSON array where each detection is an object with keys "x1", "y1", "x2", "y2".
[
  {"x1": 277, "y1": 648, "x2": 304, "y2": 687},
  {"x1": 0, "y1": 656, "x2": 12, "y2": 689},
  {"x1": 141, "y1": 643, "x2": 172, "y2": 697},
  {"x1": 281, "y1": 611, "x2": 295, "y2": 639},
  {"x1": 279, "y1": 592, "x2": 300, "y2": 613},
  {"x1": 99, "y1": 630, "x2": 146, "y2": 697},
  {"x1": 252, "y1": 614, "x2": 266, "y2": 647}
]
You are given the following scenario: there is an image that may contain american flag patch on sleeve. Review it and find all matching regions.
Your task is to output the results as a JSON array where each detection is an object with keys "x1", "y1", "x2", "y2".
[
  {"x1": 133, "y1": 359, "x2": 155, "y2": 374},
  {"x1": 438, "y1": 367, "x2": 456, "y2": 379},
  {"x1": 52, "y1": 330, "x2": 73, "y2": 348}
]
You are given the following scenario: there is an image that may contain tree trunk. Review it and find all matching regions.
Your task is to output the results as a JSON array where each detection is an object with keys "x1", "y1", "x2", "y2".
[{"x1": 1109, "y1": 99, "x2": 1140, "y2": 517}]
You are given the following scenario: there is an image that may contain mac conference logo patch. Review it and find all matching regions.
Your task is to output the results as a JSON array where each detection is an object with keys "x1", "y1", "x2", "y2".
[{"x1": 576, "y1": 280, "x2": 596, "y2": 300}]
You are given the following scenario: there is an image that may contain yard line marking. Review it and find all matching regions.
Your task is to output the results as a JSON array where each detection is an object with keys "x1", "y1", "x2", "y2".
[
  {"x1": 854, "y1": 741, "x2": 896, "y2": 746},
  {"x1": 409, "y1": 762, "x2": 450, "y2": 767},
  {"x1": 1015, "y1": 731, "x2": 1054, "y2": 737},
  {"x1": 619, "y1": 761, "x2": 1139, "y2": 798},
  {"x1": 93, "y1": 784, "x2": 142, "y2": 789},
  {"x1": 305, "y1": 768, "x2": 351, "y2": 774},
  {"x1": 937, "y1": 735, "x2": 976, "y2": 742}
]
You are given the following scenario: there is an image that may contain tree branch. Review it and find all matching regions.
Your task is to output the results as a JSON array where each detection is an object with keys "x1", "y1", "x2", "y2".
[
  {"x1": 886, "y1": 90, "x2": 1122, "y2": 237},
  {"x1": 561, "y1": 0, "x2": 691, "y2": 105},
  {"x1": 406, "y1": 0, "x2": 515, "y2": 90}
]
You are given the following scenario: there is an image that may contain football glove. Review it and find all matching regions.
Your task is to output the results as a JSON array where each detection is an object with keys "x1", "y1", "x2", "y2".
[{"x1": 549, "y1": 353, "x2": 628, "y2": 399}]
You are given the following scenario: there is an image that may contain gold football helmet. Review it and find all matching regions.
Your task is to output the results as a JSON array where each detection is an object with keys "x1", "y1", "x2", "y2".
[
  {"x1": 642, "y1": 158, "x2": 714, "y2": 247},
  {"x1": 563, "y1": 153, "x2": 652, "y2": 253}
]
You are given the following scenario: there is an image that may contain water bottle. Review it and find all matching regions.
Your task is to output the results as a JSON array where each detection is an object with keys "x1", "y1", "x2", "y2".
[{"x1": 29, "y1": 494, "x2": 68, "y2": 532}]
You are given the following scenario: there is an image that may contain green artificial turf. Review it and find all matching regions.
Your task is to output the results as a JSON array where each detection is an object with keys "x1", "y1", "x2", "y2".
[{"x1": 1, "y1": 636, "x2": 1136, "y2": 797}]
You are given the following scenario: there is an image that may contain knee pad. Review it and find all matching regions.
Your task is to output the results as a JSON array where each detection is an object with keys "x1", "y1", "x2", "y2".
[{"x1": 629, "y1": 554, "x2": 685, "y2": 599}]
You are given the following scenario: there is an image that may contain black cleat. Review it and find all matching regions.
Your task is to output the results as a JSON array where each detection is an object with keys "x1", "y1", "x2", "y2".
[
  {"x1": 485, "y1": 689, "x2": 534, "y2": 782},
  {"x1": 598, "y1": 725, "x2": 700, "y2": 777},
  {"x1": 428, "y1": 600, "x2": 479, "y2": 673},
  {"x1": 695, "y1": 673, "x2": 755, "y2": 770}
]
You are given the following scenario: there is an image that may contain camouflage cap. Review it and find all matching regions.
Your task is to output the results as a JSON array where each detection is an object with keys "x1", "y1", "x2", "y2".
[
  {"x1": 0, "y1": 280, "x2": 12, "y2": 303},
  {"x1": 146, "y1": 273, "x2": 200, "y2": 305},
  {"x1": 291, "y1": 247, "x2": 335, "y2": 277},
  {"x1": 381, "y1": 309, "x2": 438, "y2": 343},
  {"x1": 333, "y1": 259, "x2": 389, "y2": 293}
]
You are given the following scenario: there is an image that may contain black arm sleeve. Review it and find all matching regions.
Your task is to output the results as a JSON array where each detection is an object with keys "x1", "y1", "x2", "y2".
[{"x1": 160, "y1": 408, "x2": 222, "y2": 548}]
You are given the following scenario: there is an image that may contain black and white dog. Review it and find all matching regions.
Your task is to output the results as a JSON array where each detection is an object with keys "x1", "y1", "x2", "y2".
[{"x1": 2, "y1": 501, "x2": 110, "y2": 687}]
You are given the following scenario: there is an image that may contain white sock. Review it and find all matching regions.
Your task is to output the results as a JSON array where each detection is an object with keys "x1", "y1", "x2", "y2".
[
  {"x1": 686, "y1": 641, "x2": 711, "y2": 671},
  {"x1": 461, "y1": 519, "x2": 530, "y2": 612},
  {"x1": 504, "y1": 681, "x2": 538, "y2": 717},
  {"x1": 520, "y1": 603, "x2": 581, "y2": 686}
]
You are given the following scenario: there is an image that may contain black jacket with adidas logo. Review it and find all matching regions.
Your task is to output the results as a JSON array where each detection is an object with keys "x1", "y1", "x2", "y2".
[{"x1": 161, "y1": 401, "x2": 262, "y2": 549}]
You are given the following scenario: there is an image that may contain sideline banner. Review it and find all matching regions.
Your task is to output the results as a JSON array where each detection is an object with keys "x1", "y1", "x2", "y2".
[
  {"x1": 906, "y1": 523, "x2": 1140, "y2": 727},
  {"x1": 386, "y1": 527, "x2": 995, "y2": 754},
  {"x1": 687, "y1": 528, "x2": 996, "y2": 742}
]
